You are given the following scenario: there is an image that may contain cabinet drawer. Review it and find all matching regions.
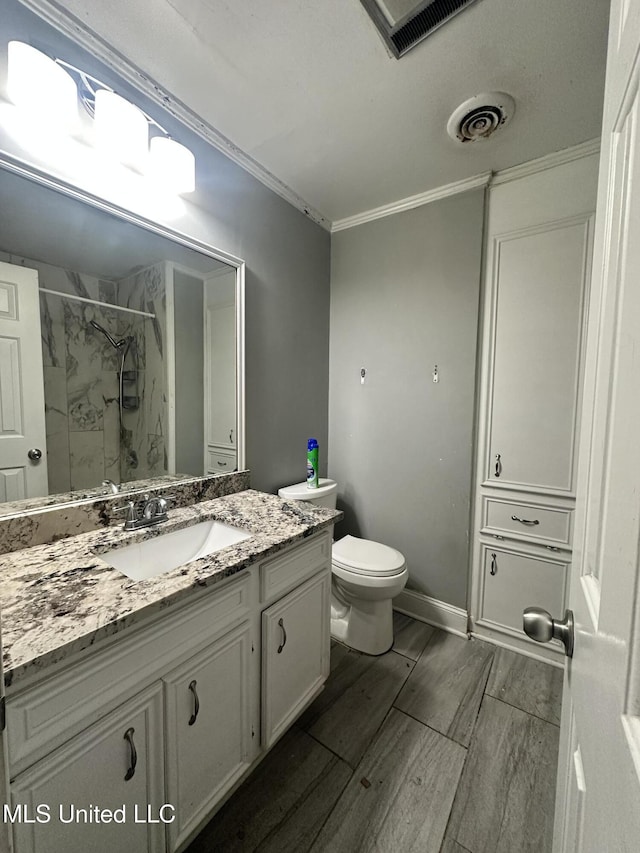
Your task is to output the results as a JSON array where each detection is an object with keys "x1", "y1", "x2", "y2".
[
  {"x1": 260, "y1": 531, "x2": 331, "y2": 605},
  {"x1": 482, "y1": 498, "x2": 572, "y2": 548},
  {"x1": 7, "y1": 573, "x2": 252, "y2": 776},
  {"x1": 479, "y1": 545, "x2": 568, "y2": 643},
  {"x1": 207, "y1": 448, "x2": 236, "y2": 474}
]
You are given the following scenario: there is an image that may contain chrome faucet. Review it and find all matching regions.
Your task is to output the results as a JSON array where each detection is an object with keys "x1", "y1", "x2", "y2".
[
  {"x1": 113, "y1": 493, "x2": 174, "y2": 531},
  {"x1": 102, "y1": 479, "x2": 120, "y2": 495}
]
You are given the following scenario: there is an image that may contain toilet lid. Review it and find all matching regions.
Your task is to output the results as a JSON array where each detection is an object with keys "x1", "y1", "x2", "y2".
[{"x1": 332, "y1": 535, "x2": 406, "y2": 577}]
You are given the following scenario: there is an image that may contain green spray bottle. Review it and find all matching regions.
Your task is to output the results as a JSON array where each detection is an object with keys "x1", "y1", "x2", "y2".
[{"x1": 307, "y1": 438, "x2": 319, "y2": 489}]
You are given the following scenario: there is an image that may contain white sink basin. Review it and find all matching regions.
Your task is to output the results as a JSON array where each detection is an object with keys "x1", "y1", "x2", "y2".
[{"x1": 100, "y1": 520, "x2": 252, "y2": 581}]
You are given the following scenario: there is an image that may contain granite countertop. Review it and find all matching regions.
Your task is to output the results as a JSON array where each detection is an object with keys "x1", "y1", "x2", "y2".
[{"x1": 0, "y1": 490, "x2": 342, "y2": 688}]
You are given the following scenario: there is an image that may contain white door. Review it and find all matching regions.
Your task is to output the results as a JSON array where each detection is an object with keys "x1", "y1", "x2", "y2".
[
  {"x1": 0, "y1": 262, "x2": 48, "y2": 501},
  {"x1": 0, "y1": 610, "x2": 11, "y2": 853},
  {"x1": 550, "y1": 1, "x2": 640, "y2": 849}
]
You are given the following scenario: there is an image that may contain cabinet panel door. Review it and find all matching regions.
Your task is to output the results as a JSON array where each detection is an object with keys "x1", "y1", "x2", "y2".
[
  {"x1": 480, "y1": 545, "x2": 567, "y2": 640},
  {"x1": 11, "y1": 684, "x2": 164, "y2": 853},
  {"x1": 488, "y1": 218, "x2": 590, "y2": 493},
  {"x1": 262, "y1": 570, "x2": 330, "y2": 748},
  {"x1": 164, "y1": 621, "x2": 253, "y2": 851}
]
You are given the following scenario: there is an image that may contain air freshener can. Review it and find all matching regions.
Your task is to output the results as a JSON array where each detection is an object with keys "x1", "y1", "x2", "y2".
[{"x1": 307, "y1": 438, "x2": 319, "y2": 489}]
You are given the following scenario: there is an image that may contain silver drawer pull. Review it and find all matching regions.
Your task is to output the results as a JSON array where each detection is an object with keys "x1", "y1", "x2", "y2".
[
  {"x1": 188, "y1": 680, "x2": 200, "y2": 726},
  {"x1": 490, "y1": 553, "x2": 497, "y2": 576},
  {"x1": 511, "y1": 515, "x2": 540, "y2": 526},
  {"x1": 277, "y1": 617, "x2": 287, "y2": 653},
  {"x1": 495, "y1": 454, "x2": 502, "y2": 477},
  {"x1": 217, "y1": 460, "x2": 228, "y2": 467},
  {"x1": 124, "y1": 727, "x2": 137, "y2": 781}
]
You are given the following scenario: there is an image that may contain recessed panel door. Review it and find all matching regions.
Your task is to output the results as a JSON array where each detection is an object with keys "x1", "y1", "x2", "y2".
[{"x1": 0, "y1": 262, "x2": 47, "y2": 501}]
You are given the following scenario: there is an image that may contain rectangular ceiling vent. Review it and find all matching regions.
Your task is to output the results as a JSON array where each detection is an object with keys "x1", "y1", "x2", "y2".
[{"x1": 361, "y1": 0, "x2": 480, "y2": 58}]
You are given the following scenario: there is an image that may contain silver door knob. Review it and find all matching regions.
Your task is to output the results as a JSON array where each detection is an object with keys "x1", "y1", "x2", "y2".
[
  {"x1": 27, "y1": 448, "x2": 42, "y2": 461},
  {"x1": 523, "y1": 607, "x2": 574, "y2": 657}
]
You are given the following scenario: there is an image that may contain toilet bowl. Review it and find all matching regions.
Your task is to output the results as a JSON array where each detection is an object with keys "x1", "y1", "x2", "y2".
[{"x1": 277, "y1": 479, "x2": 408, "y2": 655}]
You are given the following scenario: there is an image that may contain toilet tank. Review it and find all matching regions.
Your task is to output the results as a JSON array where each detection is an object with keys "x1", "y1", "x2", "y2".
[{"x1": 277, "y1": 478, "x2": 338, "y2": 509}]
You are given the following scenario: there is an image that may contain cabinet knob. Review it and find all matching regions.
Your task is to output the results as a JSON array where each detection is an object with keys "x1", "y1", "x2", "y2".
[
  {"x1": 124, "y1": 727, "x2": 137, "y2": 781},
  {"x1": 188, "y1": 679, "x2": 200, "y2": 726},
  {"x1": 277, "y1": 617, "x2": 287, "y2": 654}
]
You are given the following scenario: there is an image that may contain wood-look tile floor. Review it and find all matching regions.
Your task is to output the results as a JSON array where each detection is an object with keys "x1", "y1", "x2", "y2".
[{"x1": 187, "y1": 613, "x2": 562, "y2": 853}]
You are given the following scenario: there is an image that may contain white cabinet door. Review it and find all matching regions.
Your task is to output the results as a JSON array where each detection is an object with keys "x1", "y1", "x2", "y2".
[
  {"x1": 10, "y1": 683, "x2": 164, "y2": 853},
  {"x1": 262, "y1": 570, "x2": 330, "y2": 748},
  {"x1": 487, "y1": 219, "x2": 590, "y2": 494},
  {"x1": 164, "y1": 621, "x2": 253, "y2": 852},
  {"x1": 0, "y1": 262, "x2": 48, "y2": 502},
  {"x1": 480, "y1": 544, "x2": 567, "y2": 642}
]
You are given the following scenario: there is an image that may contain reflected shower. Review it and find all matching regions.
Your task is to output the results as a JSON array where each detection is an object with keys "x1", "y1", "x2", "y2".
[
  {"x1": 90, "y1": 319, "x2": 129, "y2": 350},
  {"x1": 89, "y1": 319, "x2": 139, "y2": 443}
]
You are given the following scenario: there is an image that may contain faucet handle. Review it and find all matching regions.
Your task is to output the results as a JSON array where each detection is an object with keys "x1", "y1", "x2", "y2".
[{"x1": 112, "y1": 500, "x2": 137, "y2": 523}]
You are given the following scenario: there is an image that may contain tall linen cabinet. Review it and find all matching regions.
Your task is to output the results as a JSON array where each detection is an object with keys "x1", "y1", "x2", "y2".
[{"x1": 469, "y1": 150, "x2": 599, "y2": 661}]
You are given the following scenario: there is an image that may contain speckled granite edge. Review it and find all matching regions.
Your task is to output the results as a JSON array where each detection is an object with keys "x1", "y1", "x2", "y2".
[
  {"x1": 0, "y1": 490, "x2": 342, "y2": 688},
  {"x1": 0, "y1": 471, "x2": 250, "y2": 555}
]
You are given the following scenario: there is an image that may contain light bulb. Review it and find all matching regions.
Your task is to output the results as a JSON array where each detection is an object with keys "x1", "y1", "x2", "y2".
[
  {"x1": 149, "y1": 136, "x2": 196, "y2": 194},
  {"x1": 7, "y1": 41, "x2": 78, "y2": 133},
  {"x1": 94, "y1": 89, "x2": 149, "y2": 172}
]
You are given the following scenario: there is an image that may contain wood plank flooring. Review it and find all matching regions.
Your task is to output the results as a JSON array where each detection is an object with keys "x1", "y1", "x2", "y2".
[{"x1": 187, "y1": 612, "x2": 563, "y2": 853}]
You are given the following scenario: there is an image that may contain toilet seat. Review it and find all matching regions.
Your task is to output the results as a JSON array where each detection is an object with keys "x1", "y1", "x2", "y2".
[{"x1": 332, "y1": 535, "x2": 406, "y2": 577}]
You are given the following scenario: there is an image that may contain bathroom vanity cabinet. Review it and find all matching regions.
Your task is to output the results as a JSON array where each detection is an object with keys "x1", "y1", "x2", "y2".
[
  {"x1": 6, "y1": 529, "x2": 332, "y2": 853},
  {"x1": 469, "y1": 151, "x2": 598, "y2": 660}
]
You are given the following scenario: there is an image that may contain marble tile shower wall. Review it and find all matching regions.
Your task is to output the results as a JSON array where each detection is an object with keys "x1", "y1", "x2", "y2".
[
  {"x1": 0, "y1": 251, "x2": 168, "y2": 494},
  {"x1": 117, "y1": 263, "x2": 167, "y2": 483}
]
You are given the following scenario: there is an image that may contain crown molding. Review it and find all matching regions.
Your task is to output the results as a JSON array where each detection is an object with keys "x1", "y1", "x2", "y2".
[
  {"x1": 331, "y1": 172, "x2": 492, "y2": 232},
  {"x1": 16, "y1": 0, "x2": 332, "y2": 232},
  {"x1": 491, "y1": 138, "x2": 601, "y2": 186}
]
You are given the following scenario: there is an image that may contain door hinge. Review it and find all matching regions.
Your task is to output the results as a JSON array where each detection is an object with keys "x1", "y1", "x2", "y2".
[{"x1": 0, "y1": 696, "x2": 5, "y2": 733}]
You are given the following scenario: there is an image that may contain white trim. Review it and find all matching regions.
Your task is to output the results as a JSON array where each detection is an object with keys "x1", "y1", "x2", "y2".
[
  {"x1": 331, "y1": 172, "x2": 492, "y2": 232},
  {"x1": 491, "y1": 138, "x2": 601, "y2": 186},
  {"x1": 394, "y1": 589, "x2": 468, "y2": 638},
  {"x1": 17, "y1": 0, "x2": 331, "y2": 232},
  {"x1": 165, "y1": 262, "x2": 176, "y2": 476}
]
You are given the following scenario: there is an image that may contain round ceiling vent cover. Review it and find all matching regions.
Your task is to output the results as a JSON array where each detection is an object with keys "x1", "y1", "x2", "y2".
[{"x1": 447, "y1": 92, "x2": 515, "y2": 143}]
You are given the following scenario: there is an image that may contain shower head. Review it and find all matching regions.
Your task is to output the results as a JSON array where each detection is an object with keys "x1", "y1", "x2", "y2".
[{"x1": 90, "y1": 319, "x2": 127, "y2": 349}]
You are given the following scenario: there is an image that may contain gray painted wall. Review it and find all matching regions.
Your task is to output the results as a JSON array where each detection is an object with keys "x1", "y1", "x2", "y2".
[
  {"x1": 1, "y1": 0, "x2": 331, "y2": 495},
  {"x1": 329, "y1": 191, "x2": 484, "y2": 608},
  {"x1": 174, "y1": 272, "x2": 204, "y2": 477}
]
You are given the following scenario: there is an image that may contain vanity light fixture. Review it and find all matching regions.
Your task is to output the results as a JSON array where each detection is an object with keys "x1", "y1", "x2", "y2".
[{"x1": 5, "y1": 40, "x2": 196, "y2": 194}]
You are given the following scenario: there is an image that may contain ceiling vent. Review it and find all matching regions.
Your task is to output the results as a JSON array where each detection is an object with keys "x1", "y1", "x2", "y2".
[
  {"x1": 360, "y1": 0, "x2": 481, "y2": 58},
  {"x1": 447, "y1": 93, "x2": 515, "y2": 143}
]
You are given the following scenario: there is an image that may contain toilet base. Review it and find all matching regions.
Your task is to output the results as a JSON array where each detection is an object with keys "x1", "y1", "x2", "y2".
[{"x1": 330, "y1": 593, "x2": 394, "y2": 656}]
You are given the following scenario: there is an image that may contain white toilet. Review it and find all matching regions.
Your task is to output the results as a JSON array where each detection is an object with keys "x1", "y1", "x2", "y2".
[{"x1": 277, "y1": 478, "x2": 408, "y2": 655}]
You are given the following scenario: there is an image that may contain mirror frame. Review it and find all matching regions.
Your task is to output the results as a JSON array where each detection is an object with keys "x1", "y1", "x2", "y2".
[{"x1": 0, "y1": 152, "x2": 246, "y2": 514}]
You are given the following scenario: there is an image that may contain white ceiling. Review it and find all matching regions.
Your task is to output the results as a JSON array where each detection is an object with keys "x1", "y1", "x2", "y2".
[{"x1": 51, "y1": 0, "x2": 609, "y2": 225}]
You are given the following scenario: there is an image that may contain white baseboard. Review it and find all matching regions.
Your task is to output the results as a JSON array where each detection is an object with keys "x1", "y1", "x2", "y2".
[{"x1": 394, "y1": 589, "x2": 468, "y2": 638}]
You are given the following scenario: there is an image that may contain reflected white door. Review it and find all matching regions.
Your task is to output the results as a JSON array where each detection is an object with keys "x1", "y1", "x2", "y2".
[
  {"x1": 0, "y1": 609, "x2": 10, "y2": 853},
  {"x1": 0, "y1": 261, "x2": 48, "y2": 501},
  {"x1": 553, "y1": 1, "x2": 640, "y2": 849}
]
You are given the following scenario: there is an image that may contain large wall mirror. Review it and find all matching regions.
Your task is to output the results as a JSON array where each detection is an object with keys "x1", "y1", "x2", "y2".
[{"x1": 0, "y1": 161, "x2": 245, "y2": 511}]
